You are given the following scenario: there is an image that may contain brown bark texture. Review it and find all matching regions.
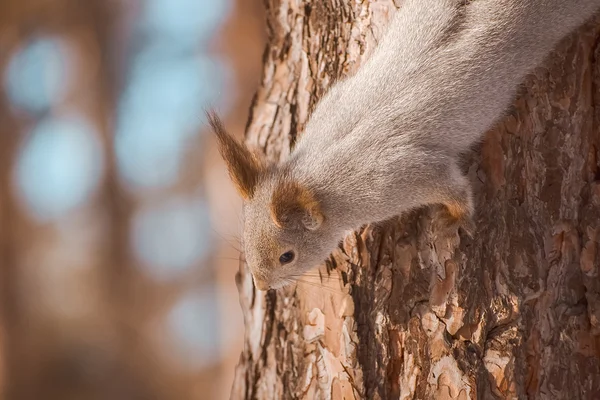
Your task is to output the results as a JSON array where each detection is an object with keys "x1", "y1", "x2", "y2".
[{"x1": 230, "y1": 1, "x2": 600, "y2": 399}]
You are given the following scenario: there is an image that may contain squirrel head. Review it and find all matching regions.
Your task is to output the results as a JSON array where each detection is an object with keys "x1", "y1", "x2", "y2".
[{"x1": 209, "y1": 112, "x2": 336, "y2": 290}]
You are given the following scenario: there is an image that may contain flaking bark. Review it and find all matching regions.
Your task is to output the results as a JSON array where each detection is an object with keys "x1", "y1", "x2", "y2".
[{"x1": 231, "y1": 1, "x2": 600, "y2": 399}]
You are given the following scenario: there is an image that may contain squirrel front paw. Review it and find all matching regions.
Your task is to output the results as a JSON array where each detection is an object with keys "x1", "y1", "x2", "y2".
[
  {"x1": 433, "y1": 171, "x2": 475, "y2": 237},
  {"x1": 435, "y1": 203, "x2": 475, "y2": 238},
  {"x1": 422, "y1": 160, "x2": 476, "y2": 237}
]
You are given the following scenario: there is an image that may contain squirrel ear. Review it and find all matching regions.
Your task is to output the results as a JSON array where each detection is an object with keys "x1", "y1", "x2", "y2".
[
  {"x1": 207, "y1": 111, "x2": 264, "y2": 200},
  {"x1": 270, "y1": 181, "x2": 324, "y2": 231}
]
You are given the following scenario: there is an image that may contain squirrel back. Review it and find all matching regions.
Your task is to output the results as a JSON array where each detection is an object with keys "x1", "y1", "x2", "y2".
[
  {"x1": 303, "y1": 0, "x2": 598, "y2": 156},
  {"x1": 211, "y1": 0, "x2": 600, "y2": 290}
]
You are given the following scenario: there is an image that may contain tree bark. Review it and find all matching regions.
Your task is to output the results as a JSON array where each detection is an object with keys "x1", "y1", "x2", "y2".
[{"x1": 230, "y1": 1, "x2": 600, "y2": 399}]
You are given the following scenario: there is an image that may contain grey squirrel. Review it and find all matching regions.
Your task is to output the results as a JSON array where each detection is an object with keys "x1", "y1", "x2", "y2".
[{"x1": 210, "y1": 0, "x2": 600, "y2": 290}]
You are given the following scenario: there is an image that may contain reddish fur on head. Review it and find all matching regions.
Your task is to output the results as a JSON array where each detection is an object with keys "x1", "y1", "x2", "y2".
[
  {"x1": 207, "y1": 111, "x2": 264, "y2": 200},
  {"x1": 270, "y1": 180, "x2": 323, "y2": 231},
  {"x1": 209, "y1": 110, "x2": 329, "y2": 290}
]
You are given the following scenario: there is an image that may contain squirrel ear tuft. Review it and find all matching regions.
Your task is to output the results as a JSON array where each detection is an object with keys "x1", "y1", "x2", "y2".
[
  {"x1": 270, "y1": 181, "x2": 323, "y2": 231},
  {"x1": 207, "y1": 110, "x2": 264, "y2": 200}
]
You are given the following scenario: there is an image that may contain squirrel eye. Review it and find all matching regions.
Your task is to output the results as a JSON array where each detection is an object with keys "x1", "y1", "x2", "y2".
[{"x1": 279, "y1": 251, "x2": 295, "y2": 264}]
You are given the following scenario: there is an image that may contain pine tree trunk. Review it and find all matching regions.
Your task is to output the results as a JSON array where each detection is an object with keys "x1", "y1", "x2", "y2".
[{"x1": 230, "y1": 1, "x2": 600, "y2": 398}]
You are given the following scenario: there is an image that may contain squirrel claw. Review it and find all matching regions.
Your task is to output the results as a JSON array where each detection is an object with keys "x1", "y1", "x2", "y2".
[
  {"x1": 456, "y1": 216, "x2": 475, "y2": 238},
  {"x1": 433, "y1": 205, "x2": 475, "y2": 238}
]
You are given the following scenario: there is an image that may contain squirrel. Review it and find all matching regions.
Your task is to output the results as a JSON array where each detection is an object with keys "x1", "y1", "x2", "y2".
[{"x1": 209, "y1": 0, "x2": 600, "y2": 291}]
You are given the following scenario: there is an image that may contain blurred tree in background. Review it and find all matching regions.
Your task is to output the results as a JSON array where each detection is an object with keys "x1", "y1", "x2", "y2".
[{"x1": 0, "y1": 0, "x2": 264, "y2": 399}]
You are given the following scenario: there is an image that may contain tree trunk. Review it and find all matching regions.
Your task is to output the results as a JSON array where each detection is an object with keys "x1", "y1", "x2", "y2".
[{"x1": 230, "y1": 1, "x2": 600, "y2": 399}]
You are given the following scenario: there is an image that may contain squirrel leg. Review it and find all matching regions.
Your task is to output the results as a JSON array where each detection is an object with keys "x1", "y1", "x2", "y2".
[{"x1": 431, "y1": 162, "x2": 475, "y2": 237}]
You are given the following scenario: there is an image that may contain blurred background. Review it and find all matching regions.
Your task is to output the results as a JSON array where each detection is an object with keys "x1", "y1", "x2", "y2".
[{"x1": 0, "y1": 0, "x2": 265, "y2": 399}]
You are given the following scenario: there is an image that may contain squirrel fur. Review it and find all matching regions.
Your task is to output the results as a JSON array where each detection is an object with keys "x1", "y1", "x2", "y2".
[{"x1": 210, "y1": 0, "x2": 600, "y2": 290}]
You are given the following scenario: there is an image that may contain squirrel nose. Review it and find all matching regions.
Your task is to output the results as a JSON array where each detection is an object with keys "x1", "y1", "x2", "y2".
[{"x1": 253, "y1": 277, "x2": 270, "y2": 291}]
